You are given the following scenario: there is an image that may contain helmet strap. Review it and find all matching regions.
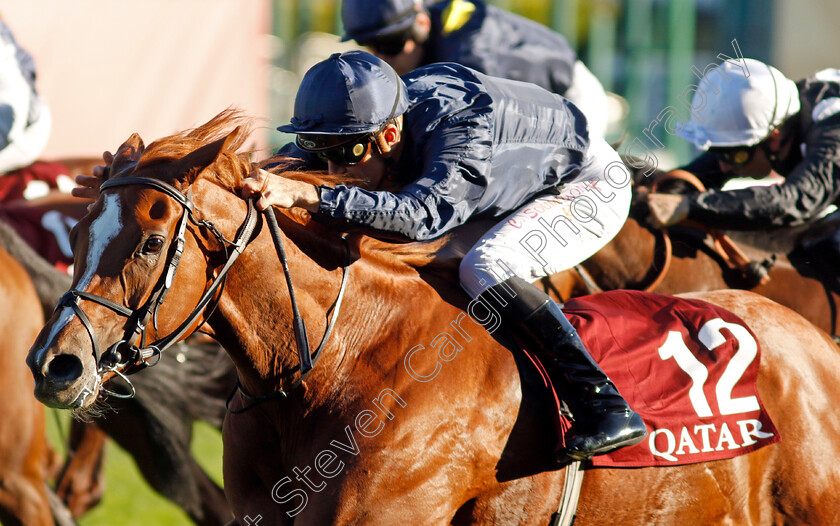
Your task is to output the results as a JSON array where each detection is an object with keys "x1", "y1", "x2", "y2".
[
  {"x1": 764, "y1": 63, "x2": 794, "y2": 139},
  {"x1": 758, "y1": 64, "x2": 793, "y2": 165},
  {"x1": 766, "y1": 64, "x2": 779, "y2": 135},
  {"x1": 375, "y1": 131, "x2": 392, "y2": 156}
]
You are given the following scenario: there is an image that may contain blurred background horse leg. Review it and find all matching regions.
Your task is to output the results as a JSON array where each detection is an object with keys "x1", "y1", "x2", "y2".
[
  {"x1": 88, "y1": 338, "x2": 235, "y2": 526},
  {"x1": 0, "y1": 245, "x2": 56, "y2": 525}
]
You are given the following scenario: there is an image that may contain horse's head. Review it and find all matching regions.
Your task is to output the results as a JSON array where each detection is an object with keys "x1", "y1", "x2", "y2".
[{"x1": 27, "y1": 111, "x2": 253, "y2": 411}]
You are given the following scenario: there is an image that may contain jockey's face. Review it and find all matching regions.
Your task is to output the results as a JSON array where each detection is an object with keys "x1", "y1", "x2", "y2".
[
  {"x1": 717, "y1": 147, "x2": 772, "y2": 178},
  {"x1": 717, "y1": 130, "x2": 784, "y2": 179},
  {"x1": 718, "y1": 152, "x2": 770, "y2": 178},
  {"x1": 326, "y1": 145, "x2": 388, "y2": 189},
  {"x1": 363, "y1": 14, "x2": 430, "y2": 75},
  {"x1": 326, "y1": 120, "x2": 403, "y2": 190}
]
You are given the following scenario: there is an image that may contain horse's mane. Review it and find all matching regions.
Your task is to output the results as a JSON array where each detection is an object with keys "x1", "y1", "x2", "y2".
[
  {"x1": 137, "y1": 109, "x2": 444, "y2": 269},
  {"x1": 137, "y1": 108, "x2": 255, "y2": 192}
]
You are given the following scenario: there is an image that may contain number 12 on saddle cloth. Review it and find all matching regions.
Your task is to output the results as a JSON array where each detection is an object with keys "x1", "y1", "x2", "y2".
[{"x1": 561, "y1": 290, "x2": 780, "y2": 468}]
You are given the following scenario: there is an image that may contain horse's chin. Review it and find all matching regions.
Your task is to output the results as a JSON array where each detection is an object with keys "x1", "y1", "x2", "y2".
[{"x1": 33, "y1": 374, "x2": 101, "y2": 411}]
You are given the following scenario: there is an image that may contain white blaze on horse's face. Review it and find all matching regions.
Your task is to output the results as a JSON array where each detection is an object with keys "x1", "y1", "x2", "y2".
[
  {"x1": 33, "y1": 194, "x2": 124, "y2": 362},
  {"x1": 33, "y1": 308, "x2": 77, "y2": 362},
  {"x1": 78, "y1": 193, "x2": 123, "y2": 289}
]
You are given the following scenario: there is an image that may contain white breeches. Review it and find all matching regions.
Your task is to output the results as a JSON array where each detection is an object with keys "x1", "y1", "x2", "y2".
[{"x1": 460, "y1": 136, "x2": 631, "y2": 298}]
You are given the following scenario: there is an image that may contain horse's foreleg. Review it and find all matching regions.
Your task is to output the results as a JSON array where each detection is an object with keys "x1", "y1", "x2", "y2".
[
  {"x1": 0, "y1": 472, "x2": 53, "y2": 526},
  {"x1": 55, "y1": 421, "x2": 106, "y2": 517}
]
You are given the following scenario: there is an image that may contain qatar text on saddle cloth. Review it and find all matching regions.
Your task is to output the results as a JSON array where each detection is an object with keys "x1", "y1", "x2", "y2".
[{"x1": 565, "y1": 290, "x2": 780, "y2": 468}]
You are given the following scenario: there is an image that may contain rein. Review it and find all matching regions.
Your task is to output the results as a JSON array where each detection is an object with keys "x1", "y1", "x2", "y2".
[
  {"x1": 225, "y1": 211, "x2": 351, "y2": 414},
  {"x1": 652, "y1": 171, "x2": 775, "y2": 287}
]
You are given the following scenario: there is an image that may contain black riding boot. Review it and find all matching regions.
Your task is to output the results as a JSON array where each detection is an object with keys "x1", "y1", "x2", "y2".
[{"x1": 480, "y1": 276, "x2": 647, "y2": 460}]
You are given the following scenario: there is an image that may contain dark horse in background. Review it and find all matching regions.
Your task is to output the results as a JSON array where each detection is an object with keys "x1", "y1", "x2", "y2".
[
  {"x1": 25, "y1": 111, "x2": 840, "y2": 524},
  {"x1": 551, "y1": 159, "x2": 840, "y2": 336}
]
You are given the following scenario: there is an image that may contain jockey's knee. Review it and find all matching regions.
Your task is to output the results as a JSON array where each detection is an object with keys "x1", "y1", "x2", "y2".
[{"x1": 459, "y1": 245, "x2": 522, "y2": 298}]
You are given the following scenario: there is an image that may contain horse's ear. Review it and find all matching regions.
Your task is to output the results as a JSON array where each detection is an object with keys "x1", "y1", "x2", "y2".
[
  {"x1": 176, "y1": 128, "x2": 241, "y2": 184},
  {"x1": 109, "y1": 133, "x2": 145, "y2": 179}
]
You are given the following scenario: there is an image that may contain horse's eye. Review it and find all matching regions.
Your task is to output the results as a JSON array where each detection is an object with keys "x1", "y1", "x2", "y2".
[{"x1": 143, "y1": 236, "x2": 165, "y2": 255}]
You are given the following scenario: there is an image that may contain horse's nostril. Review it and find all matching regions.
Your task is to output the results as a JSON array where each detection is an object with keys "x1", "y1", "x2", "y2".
[{"x1": 44, "y1": 354, "x2": 83, "y2": 384}]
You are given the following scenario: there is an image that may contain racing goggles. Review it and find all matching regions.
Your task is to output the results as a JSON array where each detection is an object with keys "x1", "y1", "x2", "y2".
[
  {"x1": 359, "y1": 27, "x2": 413, "y2": 56},
  {"x1": 709, "y1": 144, "x2": 758, "y2": 168},
  {"x1": 297, "y1": 134, "x2": 373, "y2": 166}
]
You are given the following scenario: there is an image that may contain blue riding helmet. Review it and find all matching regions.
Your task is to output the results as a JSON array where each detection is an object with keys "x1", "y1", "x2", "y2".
[
  {"x1": 277, "y1": 50, "x2": 410, "y2": 136},
  {"x1": 341, "y1": 0, "x2": 419, "y2": 43}
]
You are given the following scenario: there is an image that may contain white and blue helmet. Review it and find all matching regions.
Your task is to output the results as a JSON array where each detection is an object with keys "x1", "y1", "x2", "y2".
[{"x1": 678, "y1": 58, "x2": 800, "y2": 149}]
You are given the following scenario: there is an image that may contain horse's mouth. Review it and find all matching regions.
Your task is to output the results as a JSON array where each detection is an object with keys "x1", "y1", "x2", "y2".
[
  {"x1": 33, "y1": 374, "x2": 101, "y2": 410},
  {"x1": 70, "y1": 378, "x2": 101, "y2": 408}
]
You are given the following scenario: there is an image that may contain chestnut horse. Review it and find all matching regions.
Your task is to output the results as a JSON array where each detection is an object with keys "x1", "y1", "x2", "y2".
[
  {"x1": 26, "y1": 113, "x2": 840, "y2": 524},
  {"x1": 572, "y1": 211, "x2": 840, "y2": 334},
  {"x1": 0, "y1": 243, "x2": 59, "y2": 525}
]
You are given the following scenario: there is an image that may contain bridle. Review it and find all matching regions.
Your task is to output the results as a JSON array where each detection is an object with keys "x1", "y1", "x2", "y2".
[
  {"x1": 57, "y1": 173, "x2": 349, "y2": 404},
  {"x1": 56, "y1": 175, "x2": 259, "y2": 397}
]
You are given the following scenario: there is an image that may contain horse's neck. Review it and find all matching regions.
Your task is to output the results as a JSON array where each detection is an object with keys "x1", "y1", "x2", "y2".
[{"x1": 211, "y1": 215, "x2": 428, "y2": 404}]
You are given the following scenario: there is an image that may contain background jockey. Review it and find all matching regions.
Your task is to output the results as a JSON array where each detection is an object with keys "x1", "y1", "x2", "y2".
[
  {"x1": 339, "y1": 0, "x2": 610, "y2": 138},
  {"x1": 241, "y1": 50, "x2": 647, "y2": 461},
  {"x1": 647, "y1": 58, "x2": 840, "y2": 291},
  {"x1": 0, "y1": 16, "x2": 50, "y2": 175}
]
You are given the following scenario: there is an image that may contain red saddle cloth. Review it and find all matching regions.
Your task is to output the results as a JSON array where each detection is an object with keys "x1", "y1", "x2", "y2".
[
  {"x1": 0, "y1": 161, "x2": 68, "y2": 202},
  {"x1": 0, "y1": 161, "x2": 76, "y2": 271},
  {"x1": 558, "y1": 290, "x2": 781, "y2": 468}
]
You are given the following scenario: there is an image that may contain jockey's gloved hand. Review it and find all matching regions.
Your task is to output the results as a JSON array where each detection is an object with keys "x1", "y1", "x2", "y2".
[{"x1": 240, "y1": 167, "x2": 321, "y2": 212}]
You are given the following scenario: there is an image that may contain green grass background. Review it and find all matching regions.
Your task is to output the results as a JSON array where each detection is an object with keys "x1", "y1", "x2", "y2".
[{"x1": 46, "y1": 408, "x2": 226, "y2": 526}]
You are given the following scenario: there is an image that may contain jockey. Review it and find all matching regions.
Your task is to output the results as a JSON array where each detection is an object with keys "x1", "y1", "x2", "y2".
[
  {"x1": 0, "y1": 18, "x2": 51, "y2": 175},
  {"x1": 647, "y1": 59, "x2": 840, "y2": 289},
  {"x1": 339, "y1": 0, "x2": 609, "y2": 138},
  {"x1": 242, "y1": 50, "x2": 647, "y2": 460}
]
